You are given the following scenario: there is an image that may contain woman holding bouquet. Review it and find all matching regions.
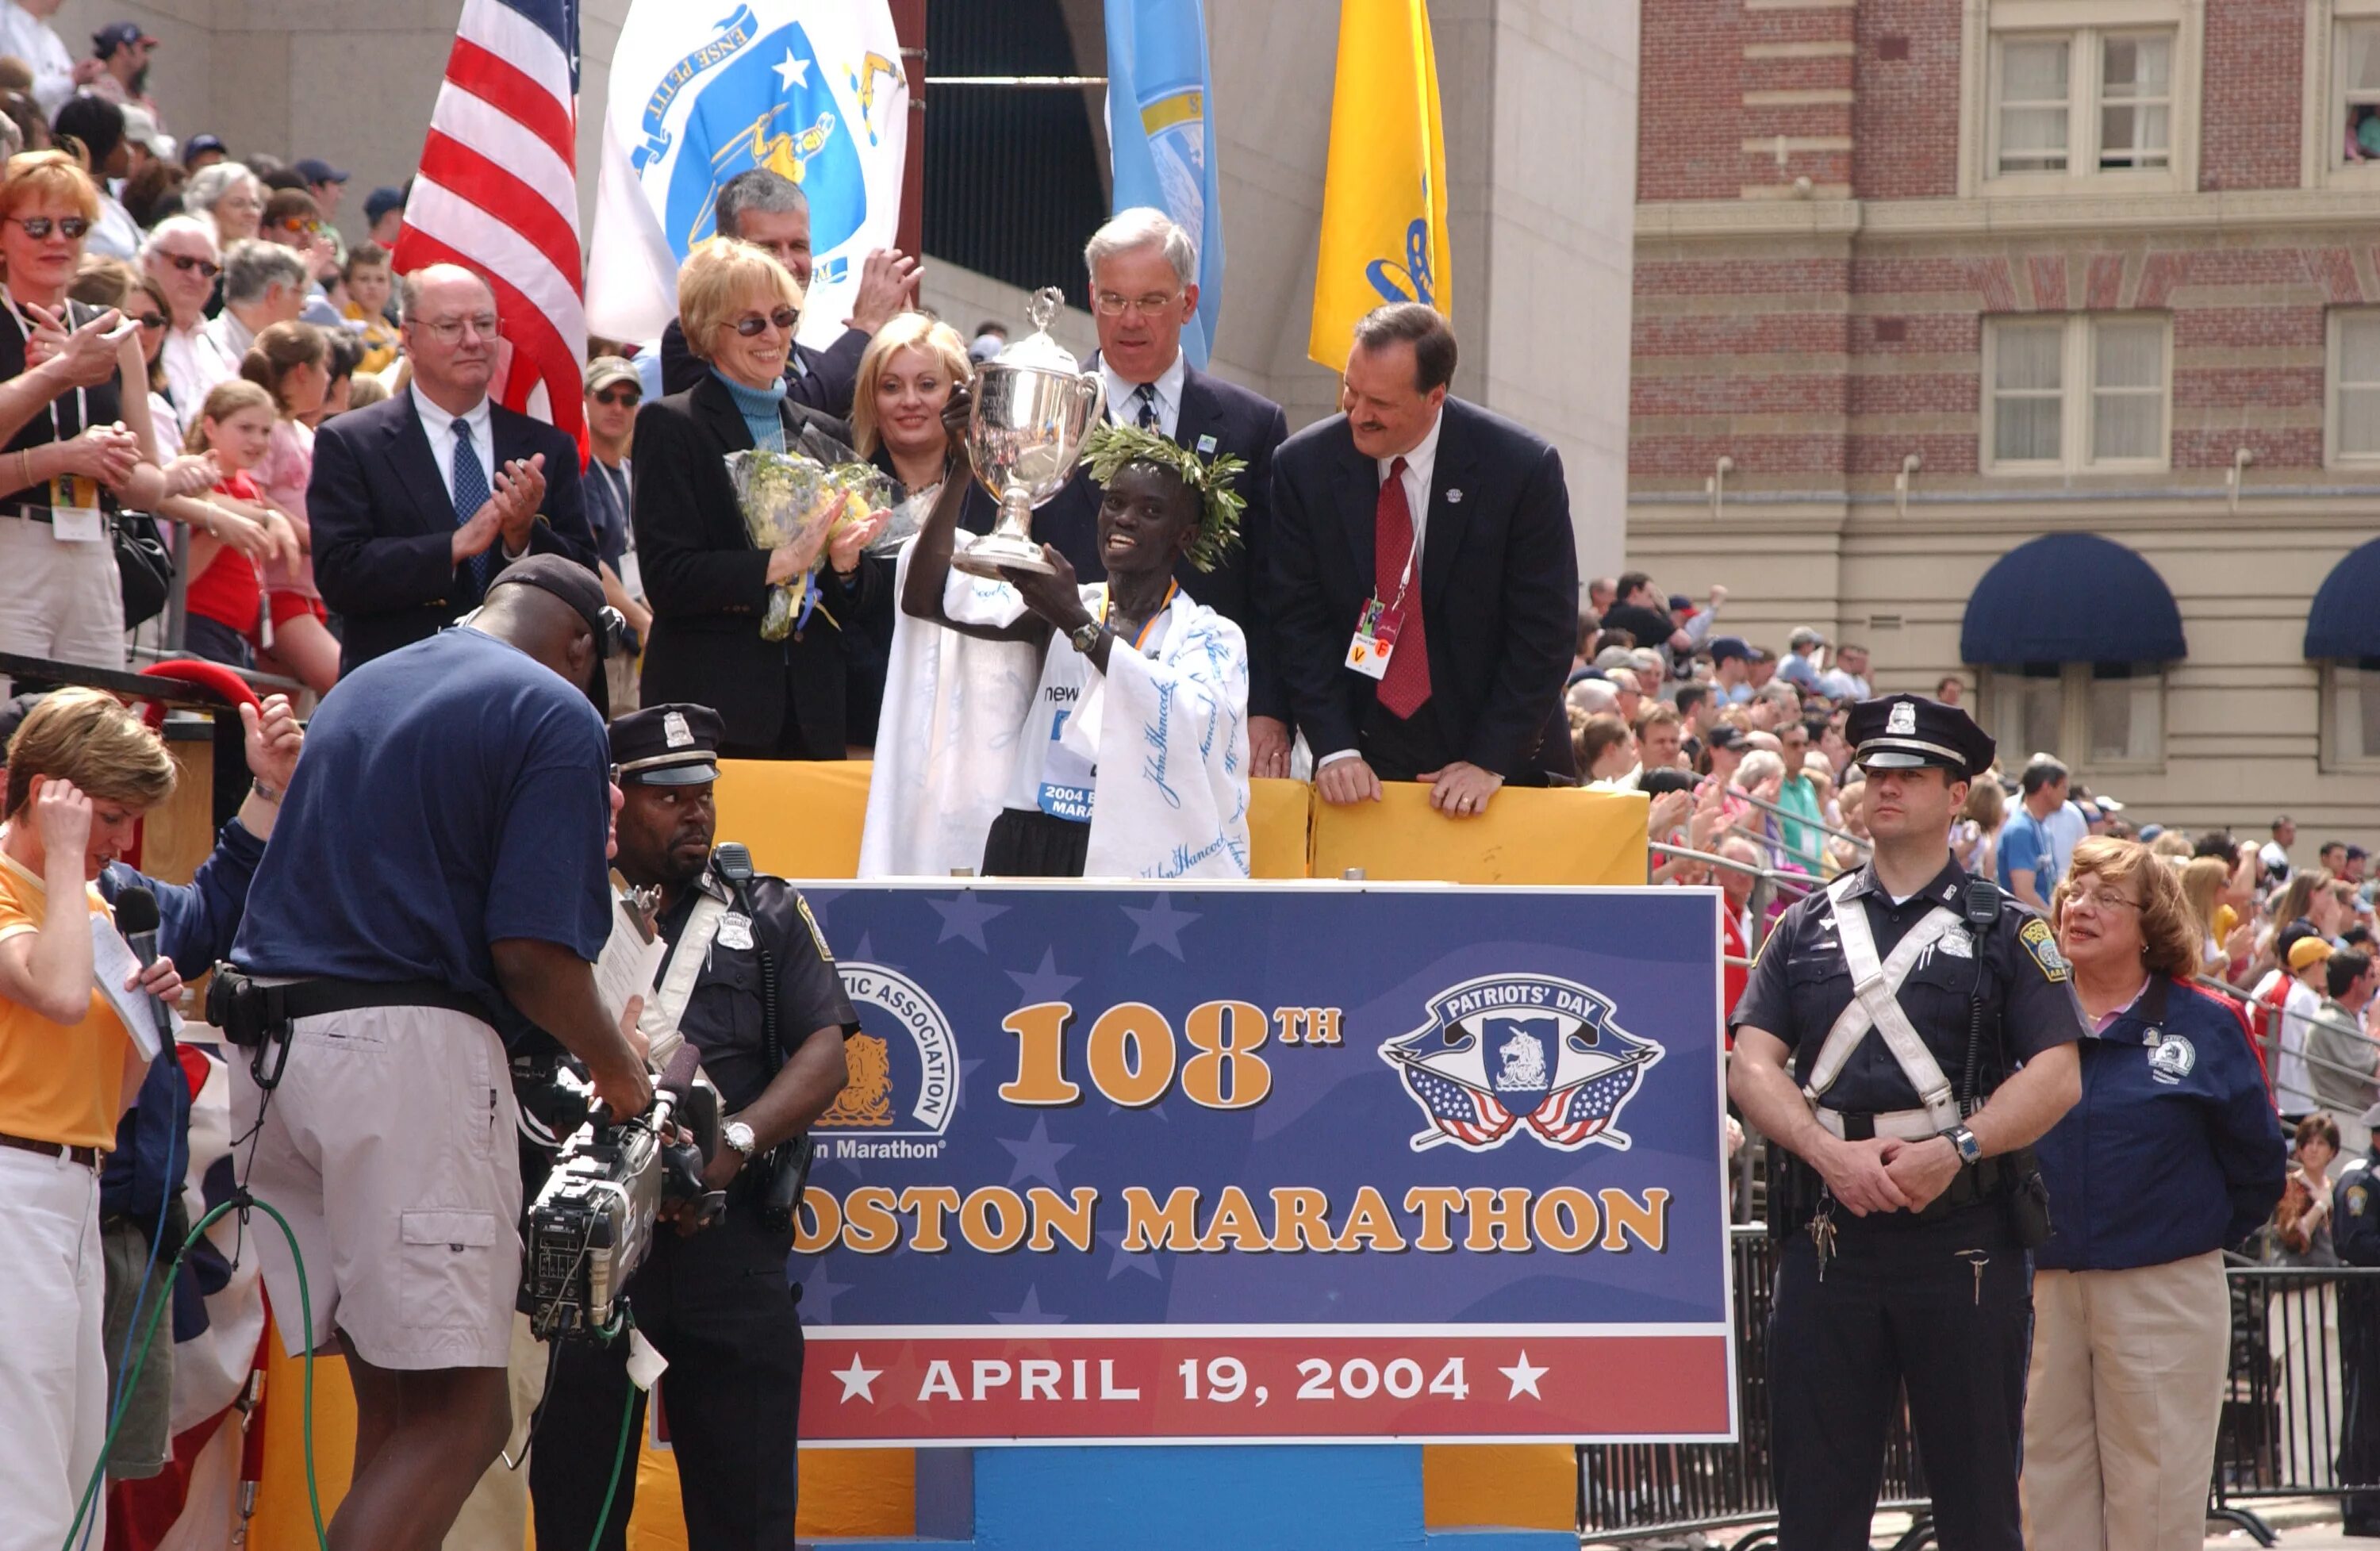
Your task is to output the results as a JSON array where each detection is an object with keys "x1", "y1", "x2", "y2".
[{"x1": 632, "y1": 239, "x2": 887, "y2": 758}]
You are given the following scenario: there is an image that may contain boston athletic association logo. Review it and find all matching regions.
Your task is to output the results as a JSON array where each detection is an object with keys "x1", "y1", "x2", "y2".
[
  {"x1": 1380, "y1": 973, "x2": 1661, "y2": 1153},
  {"x1": 823, "y1": 963, "x2": 958, "y2": 1142}
]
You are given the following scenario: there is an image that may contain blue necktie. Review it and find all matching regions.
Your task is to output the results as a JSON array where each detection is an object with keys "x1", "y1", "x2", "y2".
[{"x1": 451, "y1": 419, "x2": 492, "y2": 595}]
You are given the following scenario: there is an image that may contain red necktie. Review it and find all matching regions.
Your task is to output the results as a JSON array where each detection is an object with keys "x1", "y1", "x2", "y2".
[{"x1": 1375, "y1": 456, "x2": 1430, "y2": 718}]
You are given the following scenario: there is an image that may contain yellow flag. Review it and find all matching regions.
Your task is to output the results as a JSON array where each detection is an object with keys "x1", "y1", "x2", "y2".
[{"x1": 1307, "y1": 0, "x2": 1452, "y2": 370}]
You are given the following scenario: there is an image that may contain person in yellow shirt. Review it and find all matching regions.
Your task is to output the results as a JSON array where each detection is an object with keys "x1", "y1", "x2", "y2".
[
  {"x1": 0, "y1": 688, "x2": 182, "y2": 1549},
  {"x1": 339, "y1": 240, "x2": 400, "y2": 377}
]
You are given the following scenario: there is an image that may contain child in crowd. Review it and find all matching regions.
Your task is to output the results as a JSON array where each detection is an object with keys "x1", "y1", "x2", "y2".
[
  {"x1": 242, "y1": 322, "x2": 339, "y2": 693},
  {"x1": 341, "y1": 240, "x2": 397, "y2": 374},
  {"x1": 178, "y1": 378, "x2": 290, "y2": 670}
]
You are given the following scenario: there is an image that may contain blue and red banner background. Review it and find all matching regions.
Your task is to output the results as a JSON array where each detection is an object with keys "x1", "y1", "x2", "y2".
[{"x1": 793, "y1": 882, "x2": 1732, "y2": 1445}]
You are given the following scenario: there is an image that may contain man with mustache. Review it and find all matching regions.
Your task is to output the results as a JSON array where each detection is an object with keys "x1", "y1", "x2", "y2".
[
  {"x1": 1268, "y1": 301, "x2": 1578, "y2": 816},
  {"x1": 311, "y1": 263, "x2": 598, "y2": 676}
]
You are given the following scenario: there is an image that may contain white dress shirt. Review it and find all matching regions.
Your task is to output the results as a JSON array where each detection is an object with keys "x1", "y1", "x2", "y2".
[
  {"x1": 202, "y1": 309, "x2": 255, "y2": 371},
  {"x1": 1099, "y1": 347, "x2": 1186, "y2": 438},
  {"x1": 160, "y1": 324, "x2": 234, "y2": 421},
  {"x1": 1316, "y1": 406, "x2": 1448, "y2": 770},
  {"x1": 410, "y1": 384, "x2": 496, "y2": 506},
  {"x1": 0, "y1": 2, "x2": 76, "y2": 117}
]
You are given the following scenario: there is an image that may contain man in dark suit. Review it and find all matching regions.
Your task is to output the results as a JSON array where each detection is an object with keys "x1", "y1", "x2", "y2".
[
  {"x1": 312, "y1": 264, "x2": 597, "y2": 675},
  {"x1": 1270, "y1": 302, "x2": 1578, "y2": 816},
  {"x1": 656, "y1": 168, "x2": 919, "y2": 419},
  {"x1": 961, "y1": 208, "x2": 1295, "y2": 774}
]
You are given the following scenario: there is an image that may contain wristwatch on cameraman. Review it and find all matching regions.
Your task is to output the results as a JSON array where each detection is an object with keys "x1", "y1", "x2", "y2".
[
  {"x1": 1069, "y1": 618, "x2": 1107, "y2": 655},
  {"x1": 1944, "y1": 1123, "x2": 1983, "y2": 1167},
  {"x1": 724, "y1": 1119, "x2": 758, "y2": 1161}
]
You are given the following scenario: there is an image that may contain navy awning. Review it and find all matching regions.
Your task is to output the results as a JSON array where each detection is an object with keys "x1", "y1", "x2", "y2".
[
  {"x1": 2307, "y1": 538, "x2": 2380, "y2": 660},
  {"x1": 1960, "y1": 533, "x2": 2186, "y2": 666}
]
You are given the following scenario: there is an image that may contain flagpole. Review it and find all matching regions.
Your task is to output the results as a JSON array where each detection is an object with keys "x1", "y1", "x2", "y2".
[{"x1": 894, "y1": 0, "x2": 926, "y2": 257}]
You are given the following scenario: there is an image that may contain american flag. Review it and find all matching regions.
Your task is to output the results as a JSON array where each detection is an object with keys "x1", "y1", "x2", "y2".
[
  {"x1": 1389, "y1": 1052, "x2": 1519, "y2": 1148},
  {"x1": 1526, "y1": 1054, "x2": 1656, "y2": 1147},
  {"x1": 393, "y1": 0, "x2": 588, "y2": 450}
]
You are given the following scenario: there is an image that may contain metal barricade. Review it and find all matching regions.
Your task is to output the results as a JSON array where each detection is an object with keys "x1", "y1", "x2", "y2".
[
  {"x1": 2211, "y1": 1261, "x2": 2380, "y2": 1542},
  {"x1": 1576, "y1": 1227, "x2": 1935, "y2": 1548}
]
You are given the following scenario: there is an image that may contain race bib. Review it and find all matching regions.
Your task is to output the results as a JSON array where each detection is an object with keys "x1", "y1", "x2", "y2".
[{"x1": 1036, "y1": 707, "x2": 1096, "y2": 822}]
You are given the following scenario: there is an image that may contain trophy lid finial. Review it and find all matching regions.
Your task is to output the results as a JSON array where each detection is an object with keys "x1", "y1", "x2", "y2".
[
  {"x1": 990, "y1": 285, "x2": 1085, "y2": 375},
  {"x1": 1026, "y1": 286, "x2": 1063, "y2": 333}
]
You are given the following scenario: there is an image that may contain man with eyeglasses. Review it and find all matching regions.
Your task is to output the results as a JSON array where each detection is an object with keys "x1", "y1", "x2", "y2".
[
  {"x1": 654, "y1": 167, "x2": 919, "y2": 417},
  {"x1": 138, "y1": 215, "x2": 228, "y2": 413},
  {"x1": 957, "y1": 206, "x2": 1297, "y2": 774},
  {"x1": 582, "y1": 356, "x2": 648, "y2": 712},
  {"x1": 312, "y1": 263, "x2": 598, "y2": 675}
]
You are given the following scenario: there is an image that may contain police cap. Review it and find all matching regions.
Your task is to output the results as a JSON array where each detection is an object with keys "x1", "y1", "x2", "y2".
[
  {"x1": 1847, "y1": 693, "x2": 1995, "y2": 782},
  {"x1": 609, "y1": 703, "x2": 722, "y2": 787}
]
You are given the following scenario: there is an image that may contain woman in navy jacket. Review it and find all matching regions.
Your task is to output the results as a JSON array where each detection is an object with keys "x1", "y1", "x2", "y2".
[{"x1": 2021, "y1": 837, "x2": 2285, "y2": 1551}]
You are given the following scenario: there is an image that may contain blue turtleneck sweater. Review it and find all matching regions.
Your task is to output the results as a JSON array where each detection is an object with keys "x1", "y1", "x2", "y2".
[{"x1": 713, "y1": 368, "x2": 788, "y2": 452}]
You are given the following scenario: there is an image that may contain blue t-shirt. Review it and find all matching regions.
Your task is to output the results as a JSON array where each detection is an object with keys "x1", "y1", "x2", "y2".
[
  {"x1": 232, "y1": 628, "x2": 613, "y2": 1035},
  {"x1": 1997, "y1": 810, "x2": 2057, "y2": 896}
]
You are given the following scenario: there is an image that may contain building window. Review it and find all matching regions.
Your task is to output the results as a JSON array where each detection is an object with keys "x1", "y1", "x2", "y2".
[
  {"x1": 1990, "y1": 29, "x2": 2173, "y2": 178},
  {"x1": 2331, "y1": 309, "x2": 2380, "y2": 463},
  {"x1": 1984, "y1": 314, "x2": 2170, "y2": 472},
  {"x1": 1986, "y1": 663, "x2": 2166, "y2": 771},
  {"x1": 2340, "y1": 21, "x2": 2380, "y2": 167},
  {"x1": 2324, "y1": 662, "x2": 2380, "y2": 766}
]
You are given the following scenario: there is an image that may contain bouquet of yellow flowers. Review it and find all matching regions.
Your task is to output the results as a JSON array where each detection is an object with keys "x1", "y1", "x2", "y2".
[{"x1": 724, "y1": 435, "x2": 893, "y2": 641}]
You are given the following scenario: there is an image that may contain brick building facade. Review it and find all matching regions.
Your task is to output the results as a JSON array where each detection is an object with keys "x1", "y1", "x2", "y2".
[{"x1": 1629, "y1": 0, "x2": 2380, "y2": 842}]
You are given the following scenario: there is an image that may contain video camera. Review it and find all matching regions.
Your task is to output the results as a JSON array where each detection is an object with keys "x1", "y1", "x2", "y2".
[{"x1": 520, "y1": 1053, "x2": 724, "y2": 1341}]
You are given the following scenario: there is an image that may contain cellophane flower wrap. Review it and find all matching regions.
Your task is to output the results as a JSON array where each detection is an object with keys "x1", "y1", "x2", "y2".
[{"x1": 724, "y1": 427, "x2": 892, "y2": 640}]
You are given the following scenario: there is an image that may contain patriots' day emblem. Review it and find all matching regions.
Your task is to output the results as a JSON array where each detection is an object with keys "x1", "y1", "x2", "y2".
[{"x1": 1380, "y1": 974, "x2": 1661, "y2": 1153}]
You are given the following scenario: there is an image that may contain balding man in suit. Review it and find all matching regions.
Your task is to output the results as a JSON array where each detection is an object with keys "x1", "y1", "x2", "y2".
[
  {"x1": 310, "y1": 264, "x2": 597, "y2": 676},
  {"x1": 1269, "y1": 303, "x2": 1577, "y2": 815}
]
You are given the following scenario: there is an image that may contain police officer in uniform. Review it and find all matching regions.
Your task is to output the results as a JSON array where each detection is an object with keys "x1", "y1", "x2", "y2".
[
  {"x1": 532, "y1": 704, "x2": 856, "y2": 1551},
  {"x1": 1728, "y1": 694, "x2": 2086, "y2": 1550},
  {"x1": 2336, "y1": 1152, "x2": 2380, "y2": 1533}
]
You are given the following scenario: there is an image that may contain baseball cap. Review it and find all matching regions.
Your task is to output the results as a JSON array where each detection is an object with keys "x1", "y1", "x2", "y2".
[
  {"x1": 293, "y1": 157, "x2": 349, "y2": 186},
  {"x1": 92, "y1": 21, "x2": 155, "y2": 56},
  {"x1": 185, "y1": 133, "x2": 225, "y2": 159},
  {"x1": 583, "y1": 355, "x2": 640, "y2": 397},
  {"x1": 1703, "y1": 724, "x2": 1748, "y2": 753},
  {"x1": 364, "y1": 185, "x2": 406, "y2": 224},
  {"x1": 1789, "y1": 625, "x2": 1826, "y2": 651},
  {"x1": 2290, "y1": 935, "x2": 2336, "y2": 973},
  {"x1": 486, "y1": 555, "x2": 619, "y2": 713},
  {"x1": 1668, "y1": 593, "x2": 1692, "y2": 613},
  {"x1": 1708, "y1": 635, "x2": 1752, "y2": 664}
]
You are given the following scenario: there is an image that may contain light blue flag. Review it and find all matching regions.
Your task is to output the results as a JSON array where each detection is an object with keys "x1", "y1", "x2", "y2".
[{"x1": 1104, "y1": 0, "x2": 1223, "y2": 367}]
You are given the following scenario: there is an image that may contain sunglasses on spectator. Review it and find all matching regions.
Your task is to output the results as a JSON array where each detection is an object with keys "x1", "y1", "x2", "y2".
[
  {"x1": 8, "y1": 216, "x2": 88, "y2": 240},
  {"x1": 163, "y1": 253, "x2": 221, "y2": 278},
  {"x1": 732, "y1": 307, "x2": 798, "y2": 337},
  {"x1": 593, "y1": 387, "x2": 639, "y2": 407},
  {"x1": 271, "y1": 217, "x2": 316, "y2": 236}
]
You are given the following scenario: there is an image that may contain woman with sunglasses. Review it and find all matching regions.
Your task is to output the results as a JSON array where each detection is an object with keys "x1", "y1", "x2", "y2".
[
  {"x1": 0, "y1": 150, "x2": 217, "y2": 672},
  {"x1": 632, "y1": 238, "x2": 886, "y2": 759}
]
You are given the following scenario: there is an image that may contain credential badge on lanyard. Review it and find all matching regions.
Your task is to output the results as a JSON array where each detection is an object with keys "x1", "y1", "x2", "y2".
[
  {"x1": 6, "y1": 295, "x2": 100, "y2": 541},
  {"x1": 1346, "y1": 522, "x2": 1420, "y2": 681}
]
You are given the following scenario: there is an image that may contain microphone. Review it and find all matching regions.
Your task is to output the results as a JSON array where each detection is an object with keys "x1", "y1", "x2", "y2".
[{"x1": 113, "y1": 885, "x2": 175, "y2": 1050}]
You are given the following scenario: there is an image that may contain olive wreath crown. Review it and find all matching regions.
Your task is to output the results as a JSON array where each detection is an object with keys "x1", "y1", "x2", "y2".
[{"x1": 1077, "y1": 423, "x2": 1246, "y2": 573}]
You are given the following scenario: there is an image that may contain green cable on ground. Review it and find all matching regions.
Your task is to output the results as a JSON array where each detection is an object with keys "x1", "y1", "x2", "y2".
[{"x1": 61, "y1": 1194, "x2": 328, "y2": 1551}]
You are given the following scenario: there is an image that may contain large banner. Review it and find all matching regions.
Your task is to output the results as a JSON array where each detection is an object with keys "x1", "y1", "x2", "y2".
[{"x1": 793, "y1": 882, "x2": 1730, "y2": 1446}]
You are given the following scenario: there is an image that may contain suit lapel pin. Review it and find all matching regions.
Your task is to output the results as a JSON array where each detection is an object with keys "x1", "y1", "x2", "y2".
[
  {"x1": 1446, "y1": 488, "x2": 1464, "y2": 504},
  {"x1": 1196, "y1": 433, "x2": 1218, "y2": 455}
]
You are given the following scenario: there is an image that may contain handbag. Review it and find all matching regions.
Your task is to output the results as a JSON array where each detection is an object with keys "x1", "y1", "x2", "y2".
[{"x1": 114, "y1": 514, "x2": 174, "y2": 628}]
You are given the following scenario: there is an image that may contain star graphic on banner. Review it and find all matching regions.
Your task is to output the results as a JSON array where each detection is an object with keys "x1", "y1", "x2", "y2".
[
  {"x1": 772, "y1": 50, "x2": 811, "y2": 91},
  {"x1": 1099, "y1": 1228, "x2": 1166, "y2": 1283},
  {"x1": 998, "y1": 1116, "x2": 1075, "y2": 1189},
  {"x1": 1120, "y1": 894, "x2": 1200, "y2": 961},
  {"x1": 950, "y1": 1055, "x2": 985, "y2": 1113},
  {"x1": 800, "y1": 889, "x2": 844, "y2": 933},
  {"x1": 1005, "y1": 947, "x2": 1081, "y2": 1005},
  {"x1": 1106, "y1": 1097, "x2": 1168, "y2": 1123},
  {"x1": 1499, "y1": 1350, "x2": 1549, "y2": 1401},
  {"x1": 831, "y1": 1353, "x2": 882, "y2": 1403},
  {"x1": 992, "y1": 1285, "x2": 1065, "y2": 1325},
  {"x1": 798, "y1": 1269, "x2": 852, "y2": 1322},
  {"x1": 847, "y1": 931, "x2": 876, "y2": 962},
  {"x1": 929, "y1": 893, "x2": 1009, "y2": 951}
]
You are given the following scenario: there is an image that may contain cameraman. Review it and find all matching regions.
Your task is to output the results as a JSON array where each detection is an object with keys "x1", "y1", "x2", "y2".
[
  {"x1": 225, "y1": 555, "x2": 652, "y2": 1551},
  {"x1": 532, "y1": 703, "x2": 854, "y2": 1551},
  {"x1": 0, "y1": 689, "x2": 182, "y2": 1548}
]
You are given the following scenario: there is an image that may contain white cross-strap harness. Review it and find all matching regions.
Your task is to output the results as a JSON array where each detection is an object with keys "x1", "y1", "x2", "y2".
[{"x1": 1801, "y1": 872, "x2": 1965, "y2": 1142}]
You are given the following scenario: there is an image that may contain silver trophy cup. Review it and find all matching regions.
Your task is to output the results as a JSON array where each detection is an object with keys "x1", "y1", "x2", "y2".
[{"x1": 954, "y1": 286, "x2": 1102, "y2": 579}]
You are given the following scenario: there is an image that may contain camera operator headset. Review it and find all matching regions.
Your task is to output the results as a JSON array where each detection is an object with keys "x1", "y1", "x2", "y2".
[{"x1": 532, "y1": 703, "x2": 858, "y2": 1551}]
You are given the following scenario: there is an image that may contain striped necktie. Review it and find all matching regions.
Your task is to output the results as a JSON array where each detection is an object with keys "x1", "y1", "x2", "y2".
[
  {"x1": 451, "y1": 418, "x2": 492, "y2": 594},
  {"x1": 1133, "y1": 382, "x2": 1160, "y2": 431}
]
